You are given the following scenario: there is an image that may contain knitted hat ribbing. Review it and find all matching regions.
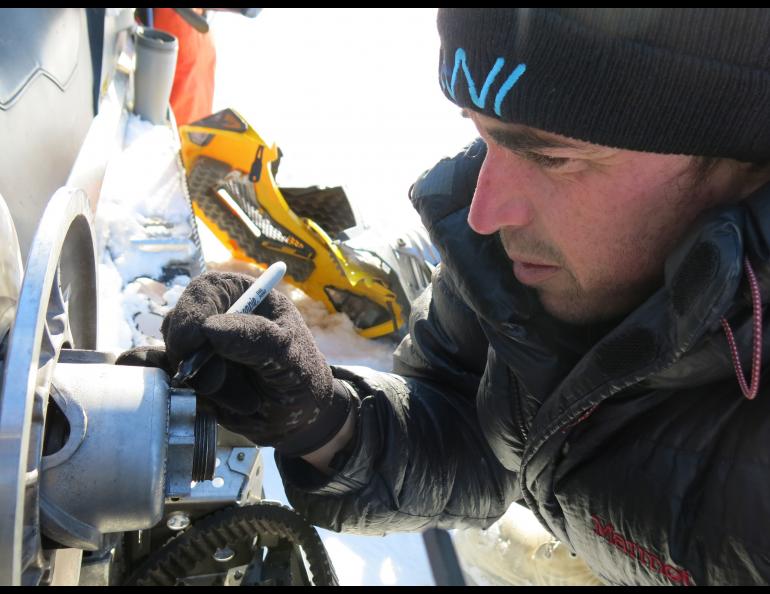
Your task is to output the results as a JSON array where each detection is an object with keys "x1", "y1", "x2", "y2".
[{"x1": 437, "y1": 8, "x2": 770, "y2": 161}]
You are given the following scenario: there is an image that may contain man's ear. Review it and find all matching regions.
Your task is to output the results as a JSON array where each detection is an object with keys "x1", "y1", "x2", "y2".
[{"x1": 736, "y1": 158, "x2": 770, "y2": 201}]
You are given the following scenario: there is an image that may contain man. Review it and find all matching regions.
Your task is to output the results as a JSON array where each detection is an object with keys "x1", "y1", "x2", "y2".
[{"x1": 133, "y1": 8, "x2": 770, "y2": 585}]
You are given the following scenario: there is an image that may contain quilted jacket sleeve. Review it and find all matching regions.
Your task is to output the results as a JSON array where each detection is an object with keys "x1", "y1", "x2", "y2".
[{"x1": 275, "y1": 263, "x2": 521, "y2": 534}]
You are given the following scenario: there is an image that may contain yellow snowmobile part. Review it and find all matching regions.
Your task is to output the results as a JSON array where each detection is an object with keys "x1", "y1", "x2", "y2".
[{"x1": 179, "y1": 108, "x2": 404, "y2": 339}]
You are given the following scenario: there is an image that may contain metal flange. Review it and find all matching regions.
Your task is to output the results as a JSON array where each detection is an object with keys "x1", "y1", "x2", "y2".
[{"x1": 0, "y1": 187, "x2": 97, "y2": 585}]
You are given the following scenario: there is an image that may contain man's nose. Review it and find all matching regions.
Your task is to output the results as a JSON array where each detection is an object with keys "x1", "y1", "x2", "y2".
[{"x1": 467, "y1": 147, "x2": 535, "y2": 235}]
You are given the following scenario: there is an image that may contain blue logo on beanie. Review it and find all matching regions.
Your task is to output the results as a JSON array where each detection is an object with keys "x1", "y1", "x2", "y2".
[{"x1": 441, "y1": 48, "x2": 526, "y2": 117}]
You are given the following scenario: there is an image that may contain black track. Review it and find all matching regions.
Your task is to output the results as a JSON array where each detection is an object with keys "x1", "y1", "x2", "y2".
[{"x1": 125, "y1": 501, "x2": 338, "y2": 586}]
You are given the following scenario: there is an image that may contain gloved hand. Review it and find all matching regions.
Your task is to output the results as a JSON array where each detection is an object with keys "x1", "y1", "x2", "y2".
[
  {"x1": 157, "y1": 271, "x2": 352, "y2": 457},
  {"x1": 116, "y1": 345, "x2": 170, "y2": 370}
]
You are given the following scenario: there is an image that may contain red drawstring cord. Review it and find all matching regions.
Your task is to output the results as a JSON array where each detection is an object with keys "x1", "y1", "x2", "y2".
[{"x1": 720, "y1": 257, "x2": 763, "y2": 400}]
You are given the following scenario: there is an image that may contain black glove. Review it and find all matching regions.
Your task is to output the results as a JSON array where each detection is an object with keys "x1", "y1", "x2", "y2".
[
  {"x1": 159, "y1": 271, "x2": 352, "y2": 457},
  {"x1": 115, "y1": 345, "x2": 170, "y2": 370}
]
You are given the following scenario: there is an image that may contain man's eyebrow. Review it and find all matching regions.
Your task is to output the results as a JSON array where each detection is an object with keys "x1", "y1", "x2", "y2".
[{"x1": 486, "y1": 126, "x2": 586, "y2": 153}]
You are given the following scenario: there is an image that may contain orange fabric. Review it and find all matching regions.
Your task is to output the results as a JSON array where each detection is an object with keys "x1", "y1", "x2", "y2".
[{"x1": 153, "y1": 8, "x2": 216, "y2": 126}]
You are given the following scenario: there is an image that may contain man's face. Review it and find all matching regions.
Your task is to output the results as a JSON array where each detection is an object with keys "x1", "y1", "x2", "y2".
[{"x1": 467, "y1": 111, "x2": 740, "y2": 324}]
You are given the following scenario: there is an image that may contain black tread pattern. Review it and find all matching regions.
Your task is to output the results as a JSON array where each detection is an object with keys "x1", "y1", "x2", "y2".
[
  {"x1": 187, "y1": 158, "x2": 315, "y2": 282},
  {"x1": 280, "y1": 186, "x2": 356, "y2": 238},
  {"x1": 125, "y1": 501, "x2": 338, "y2": 586}
]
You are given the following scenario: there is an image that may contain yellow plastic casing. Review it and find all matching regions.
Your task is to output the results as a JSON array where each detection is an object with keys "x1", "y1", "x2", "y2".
[{"x1": 180, "y1": 109, "x2": 403, "y2": 339}]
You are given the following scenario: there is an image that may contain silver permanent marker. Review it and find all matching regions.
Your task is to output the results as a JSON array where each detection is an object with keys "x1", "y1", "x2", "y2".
[{"x1": 171, "y1": 261, "x2": 287, "y2": 387}]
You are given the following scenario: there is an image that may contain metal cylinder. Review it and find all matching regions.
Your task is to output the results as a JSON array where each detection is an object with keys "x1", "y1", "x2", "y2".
[
  {"x1": 39, "y1": 362, "x2": 219, "y2": 550},
  {"x1": 133, "y1": 27, "x2": 178, "y2": 125},
  {"x1": 39, "y1": 363, "x2": 169, "y2": 549}
]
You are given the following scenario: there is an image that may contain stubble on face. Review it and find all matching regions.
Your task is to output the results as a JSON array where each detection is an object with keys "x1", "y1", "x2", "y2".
[
  {"x1": 500, "y1": 163, "x2": 708, "y2": 325},
  {"x1": 499, "y1": 227, "x2": 659, "y2": 324}
]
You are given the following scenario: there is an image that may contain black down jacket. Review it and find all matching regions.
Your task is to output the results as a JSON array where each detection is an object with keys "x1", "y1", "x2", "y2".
[{"x1": 276, "y1": 140, "x2": 770, "y2": 586}]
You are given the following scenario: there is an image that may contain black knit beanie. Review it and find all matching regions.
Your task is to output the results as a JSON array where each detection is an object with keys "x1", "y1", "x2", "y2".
[{"x1": 437, "y1": 8, "x2": 770, "y2": 161}]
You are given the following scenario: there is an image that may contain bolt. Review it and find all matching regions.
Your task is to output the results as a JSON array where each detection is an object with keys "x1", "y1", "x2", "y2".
[
  {"x1": 213, "y1": 547, "x2": 236, "y2": 563},
  {"x1": 237, "y1": 452, "x2": 245, "y2": 461},
  {"x1": 234, "y1": 570, "x2": 243, "y2": 580},
  {"x1": 166, "y1": 511, "x2": 191, "y2": 531}
]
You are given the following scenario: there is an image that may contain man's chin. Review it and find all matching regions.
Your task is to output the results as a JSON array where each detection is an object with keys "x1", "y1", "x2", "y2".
[
  {"x1": 538, "y1": 291, "x2": 631, "y2": 326},
  {"x1": 540, "y1": 301, "x2": 600, "y2": 326}
]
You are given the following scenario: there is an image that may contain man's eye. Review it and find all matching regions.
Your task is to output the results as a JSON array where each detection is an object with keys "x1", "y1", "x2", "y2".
[{"x1": 526, "y1": 153, "x2": 570, "y2": 169}]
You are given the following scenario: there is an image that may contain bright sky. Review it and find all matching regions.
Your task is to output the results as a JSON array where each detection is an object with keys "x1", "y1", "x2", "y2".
[{"x1": 210, "y1": 8, "x2": 477, "y2": 231}]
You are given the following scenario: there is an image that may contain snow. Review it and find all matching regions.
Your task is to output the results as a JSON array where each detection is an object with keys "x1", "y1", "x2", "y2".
[
  {"x1": 96, "y1": 117, "x2": 195, "y2": 283},
  {"x1": 452, "y1": 501, "x2": 604, "y2": 586},
  {"x1": 95, "y1": 114, "x2": 197, "y2": 353}
]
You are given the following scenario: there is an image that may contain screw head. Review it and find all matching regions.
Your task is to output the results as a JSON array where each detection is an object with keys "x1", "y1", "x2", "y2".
[
  {"x1": 237, "y1": 452, "x2": 245, "y2": 461},
  {"x1": 213, "y1": 546, "x2": 236, "y2": 563},
  {"x1": 166, "y1": 511, "x2": 191, "y2": 531}
]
